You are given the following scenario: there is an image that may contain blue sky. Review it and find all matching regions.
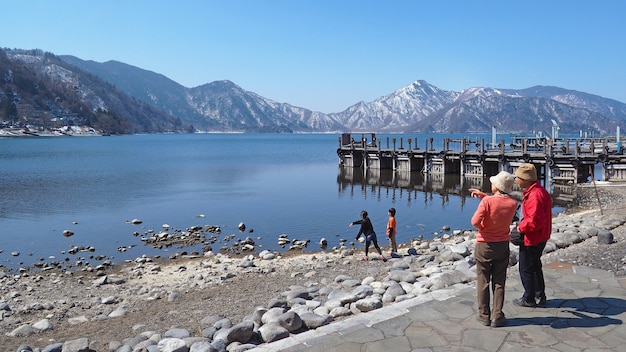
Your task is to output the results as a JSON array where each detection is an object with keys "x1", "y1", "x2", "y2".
[{"x1": 3, "y1": 1, "x2": 625, "y2": 113}]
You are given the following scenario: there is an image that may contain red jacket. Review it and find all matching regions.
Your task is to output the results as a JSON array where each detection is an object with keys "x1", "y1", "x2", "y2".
[{"x1": 519, "y1": 181, "x2": 552, "y2": 246}]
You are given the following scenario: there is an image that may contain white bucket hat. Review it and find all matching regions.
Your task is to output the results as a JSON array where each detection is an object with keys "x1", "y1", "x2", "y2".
[{"x1": 489, "y1": 171, "x2": 515, "y2": 194}]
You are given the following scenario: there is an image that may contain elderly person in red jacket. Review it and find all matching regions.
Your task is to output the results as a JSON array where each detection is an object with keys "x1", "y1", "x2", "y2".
[
  {"x1": 469, "y1": 171, "x2": 518, "y2": 327},
  {"x1": 513, "y1": 163, "x2": 552, "y2": 308}
]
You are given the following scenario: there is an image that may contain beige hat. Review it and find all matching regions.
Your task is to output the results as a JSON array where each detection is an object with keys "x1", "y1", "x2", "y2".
[
  {"x1": 489, "y1": 171, "x2": 515, "y2": 194},
  {"x1": 515, "y1": 163, "x2": 538, "y2": 181}
]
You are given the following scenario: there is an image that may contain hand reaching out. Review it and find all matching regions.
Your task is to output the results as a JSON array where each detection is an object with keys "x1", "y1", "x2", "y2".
[{"x1": 468, "y1": 188, "x2": 486, "y2": 199}]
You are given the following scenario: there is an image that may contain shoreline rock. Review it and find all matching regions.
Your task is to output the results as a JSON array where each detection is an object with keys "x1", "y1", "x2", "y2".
[{"x1": 2, "y1": 185, "x2": 626, "y2": 352}]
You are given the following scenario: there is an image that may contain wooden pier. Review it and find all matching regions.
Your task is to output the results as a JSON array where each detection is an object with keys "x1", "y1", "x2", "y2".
[{"x1": 337, "y1": 133, "x2": 626, "y2": 184}]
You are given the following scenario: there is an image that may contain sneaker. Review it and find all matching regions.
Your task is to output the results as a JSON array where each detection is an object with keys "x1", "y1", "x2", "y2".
[
  {"x1": 476, "y1": 316, "x2": 491, "y2": 326},
  {"x1": 512, "y1": 298, "x2": 536, "y2": 308},
  {"x1": 491, "y1": 316, "x2": 507, "y2": 327},
  {"x1": 536, "y1": 298, "x2": 547, "y2": 307},
  {"x1": 380, "y1": 255, "x2": 386, "y2": 261},
  {"x1": 362, "y1": 256, "x2": 369, "y2": 261}
]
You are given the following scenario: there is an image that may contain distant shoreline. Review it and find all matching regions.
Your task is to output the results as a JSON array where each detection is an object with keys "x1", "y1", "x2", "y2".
[{"x1": 0, "y1": 127, "x2": 104, "y2": 137}]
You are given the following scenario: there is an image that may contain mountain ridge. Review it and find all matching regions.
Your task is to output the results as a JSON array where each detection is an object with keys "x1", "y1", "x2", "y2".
[
  {"x1": 1, "y1": 48, "x2": 623, "y2": 134},
  {"x1": 56, "y1": 53, "x2": 626, "y2": 134}
]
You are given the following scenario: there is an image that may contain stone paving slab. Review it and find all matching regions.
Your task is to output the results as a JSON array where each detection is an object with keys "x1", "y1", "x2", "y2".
[{"x1": 249, "y1": 264, "x2": 626, "y2": 351}]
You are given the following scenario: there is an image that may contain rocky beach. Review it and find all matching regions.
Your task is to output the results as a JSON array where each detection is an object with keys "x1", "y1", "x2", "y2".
[{"x1": 2, "y1": 183, "x2": 626, "y2": 352}]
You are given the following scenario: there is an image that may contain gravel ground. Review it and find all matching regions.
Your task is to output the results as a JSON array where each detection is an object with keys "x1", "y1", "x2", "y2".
[
  {"x1": 542, "y1": 182, "x2": 626, "y2": 276},
  {"x1": 1, "y1": 243, "x2": 394, "y2": 351},
  {"x1": 2, "y1": 182, "x2": 626, "y2": 352}
]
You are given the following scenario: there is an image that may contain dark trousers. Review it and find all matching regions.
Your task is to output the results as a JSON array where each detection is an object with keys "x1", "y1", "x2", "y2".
[
  {"x1": 365, "y1": 233, "x2": 382, "y2": 256},
  {"x1": 518, "y1": 241, "x2": 547, "y2": 303},
  {"x1": 475, "y1": 241, "x2": 510, "y2": 321}
]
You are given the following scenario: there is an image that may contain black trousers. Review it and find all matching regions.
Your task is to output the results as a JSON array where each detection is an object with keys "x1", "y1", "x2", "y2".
[{"x1": 518, "y1": 241, "x2": 547, "y2": 302}]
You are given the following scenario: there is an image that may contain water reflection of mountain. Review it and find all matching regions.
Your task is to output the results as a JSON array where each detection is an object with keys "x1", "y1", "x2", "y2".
[{"x1": 337, "y1": 167, "x2": 577, "y2": 208}]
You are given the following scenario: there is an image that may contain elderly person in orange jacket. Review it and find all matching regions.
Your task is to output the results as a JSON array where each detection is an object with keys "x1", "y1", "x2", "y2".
[{"x1": 469, "y1": 171, "x2": 518, "y2": 327}]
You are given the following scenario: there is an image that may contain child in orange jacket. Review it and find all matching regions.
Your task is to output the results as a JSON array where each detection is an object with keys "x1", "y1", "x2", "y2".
[{"x1": 386, "y1": 208, "x2": 398, "y2": 255}]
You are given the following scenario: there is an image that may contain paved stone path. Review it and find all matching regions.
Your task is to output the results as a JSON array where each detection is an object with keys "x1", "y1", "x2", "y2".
[{"x1": 250, "y1": 262, "x2": 626, "y2": 351}]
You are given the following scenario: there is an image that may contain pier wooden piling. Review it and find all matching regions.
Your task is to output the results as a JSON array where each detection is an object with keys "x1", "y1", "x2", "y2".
[{"x1": 337, "y1": 133, "x2": 626, "y2": 184}]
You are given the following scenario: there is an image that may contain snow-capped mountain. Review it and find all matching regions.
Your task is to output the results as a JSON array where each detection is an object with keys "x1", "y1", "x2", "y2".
[
  {"x1": 184, "y1": 80, "x2": 343, "y2": 132},
  {"x1": 3, "y1": 48, "x2": 624, "y2": 134},
  {"x1": 330, "y1": 81, "x2": 460, "y2": 131},
  {"x1": 332, "y1": 82, "x2": 625, "y2": 134},
  {"x1": 1, "y1": 49, "x2": 186, "y2": 134},
  {"x1": 60, "y1": 55, "x2": 344, "y2": 133}
]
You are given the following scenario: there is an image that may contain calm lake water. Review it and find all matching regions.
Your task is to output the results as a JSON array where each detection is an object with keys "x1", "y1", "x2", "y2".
[{"x1": 0, "y1": 133, "x2": 568, "y2": 270}]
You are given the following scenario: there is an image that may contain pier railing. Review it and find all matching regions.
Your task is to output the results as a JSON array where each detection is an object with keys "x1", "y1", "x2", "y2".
[{"x1": 337, "y1": 133, "x2": 626, "y2": 184}]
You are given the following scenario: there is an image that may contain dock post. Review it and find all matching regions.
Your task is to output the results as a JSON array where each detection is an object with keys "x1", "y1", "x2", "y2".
[
  {"x1": 545, "y1": 138, "x2": 552, "y2": 184},
  {"x1": 392, "y1": 138, "x2": 397, "y2": 170},
  {"x1": 408, "y1": 138, "x2": 413, "y2": 171},
  {"x1": 442, "y1": 138, "x2": 448, "y2": 175},
  {"x1": 422, "y1": 139, "x2": 429, "y2": 174},
  {"x1": 460, "y1": 139, "x2": 466, "y2": 177},
  {"x1": 499, "y1": 138, "x2": 506, "y2": 171},
  {"x1": 546, "y1": 162, "x2": 553, "y2": 185},
  {"x1": 363, "y1": 135, "x2": 368, "y2": 170},
  {"x1": 378, "y1": 140, "x2": 382, "y2": 170}
]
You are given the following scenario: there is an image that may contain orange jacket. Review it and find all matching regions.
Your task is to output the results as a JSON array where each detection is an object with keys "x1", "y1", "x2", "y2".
[
  {"x1": 472, "y1": 194, "x2": 518, "y2": 243},
  {"x1": 386, "y1": 217, "x2": 396, "y2": 236}
]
